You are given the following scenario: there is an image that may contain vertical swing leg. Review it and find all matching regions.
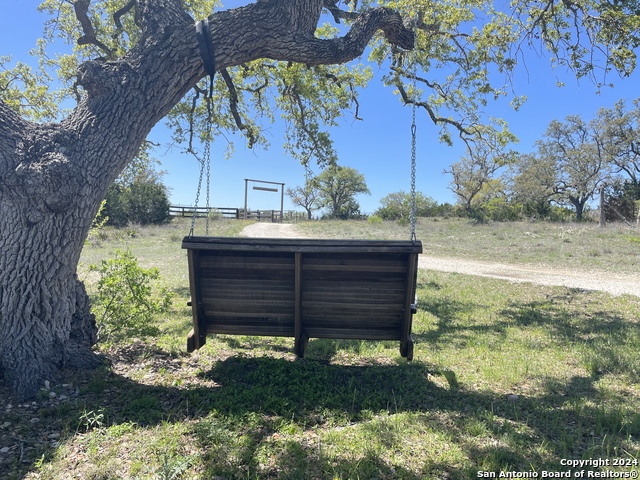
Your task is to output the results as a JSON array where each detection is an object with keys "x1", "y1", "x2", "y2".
[
  {"x1": 400, "y1": 253, "x2": 418, "y2": 360},
  {"x1": 294, "y1": 252, "x2": 308, "y2": 357},
  {"x1": 186, "y1": 249, "x2": 207, "y2": 352}
]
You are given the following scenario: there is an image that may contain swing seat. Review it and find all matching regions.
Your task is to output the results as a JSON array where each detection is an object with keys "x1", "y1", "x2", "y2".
[{"x1": 182, "y1": 236, "x2": 422, "y2": 359}]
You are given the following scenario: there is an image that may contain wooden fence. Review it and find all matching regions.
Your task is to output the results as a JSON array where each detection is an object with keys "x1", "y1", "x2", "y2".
[
  {"x1": 170, "y1": 206, "x2": 240, "y2": 219},
  {"x1": 170, "y1": 206, "x2": 308, "y2": 223}
]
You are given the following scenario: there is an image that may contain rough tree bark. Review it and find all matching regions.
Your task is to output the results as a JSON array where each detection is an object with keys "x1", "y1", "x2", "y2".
[{"x1": 0, "y1": 0, "x2": 413, "y2": 399}]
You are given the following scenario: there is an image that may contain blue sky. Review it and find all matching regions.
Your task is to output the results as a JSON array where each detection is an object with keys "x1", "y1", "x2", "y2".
[{"x1": 3, "y1": 0, "x2": 640, "y2": 214}]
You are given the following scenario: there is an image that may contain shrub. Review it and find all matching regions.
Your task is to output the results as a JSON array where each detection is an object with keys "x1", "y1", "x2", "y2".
[
  {"x1": 103, "y1": 178, "x2": 171, "y2": 227},
  {"x1": 86, "y1": 199, "x2": 110, "y2": 245},
  {"x1": 90, "y1": 249, "x2": 172, "y2": 342},
  {"x1": 375, "y1": 191, "x2": 441, "y2": 221},
  {"x1": 485, "y1": 198, "x2": 523, "y2": 222}
]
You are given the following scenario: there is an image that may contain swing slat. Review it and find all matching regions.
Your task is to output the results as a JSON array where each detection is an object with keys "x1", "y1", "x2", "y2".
[{"x1": 183, "y1": 236, "x2": 422, "y2": 359}]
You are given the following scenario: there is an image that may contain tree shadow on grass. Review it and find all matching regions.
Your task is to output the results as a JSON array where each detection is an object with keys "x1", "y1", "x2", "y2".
[
  {"x1": 417, "y1": 277, "x2": 640, "y2": 382},
  {"x1": 499, "y1": 290, "x2": 637, "y2": 336},
  {"x1": 7, "y1": 264, "x2": 636, "y2": 476},
  {"x1": 2, "y1": 348, "x2": 638, "y2": 479},
  {"x1": 414, "y1": 288, "x2": 512, "y2": 349},
  {"x1": 172, "y1": 286, "x2": 191, "y2": 299},
  {"x1": 500, "y1": 291, "x2": 640, "y2": 380}
]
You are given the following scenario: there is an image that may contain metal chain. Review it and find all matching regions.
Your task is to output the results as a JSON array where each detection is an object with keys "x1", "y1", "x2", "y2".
[
  {"x1": 189, "y1": 152, "x2": 205, "y2": 237},
  {"x1": 204, "y1": 93, "x2": 212, "y2": 236},
  {"x1": 410, "y1": 104, "x2": 417, "y2": 243},
  {"x1": 409, "y1": 14, "x2": 418, "y2": 243},
  {"x1": 189, "y1": 81, "x2": 214, "y2": 237}
]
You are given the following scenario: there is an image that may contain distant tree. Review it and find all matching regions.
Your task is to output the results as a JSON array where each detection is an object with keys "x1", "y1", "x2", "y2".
[
  {"x1": 508, "y1": 153, "x2": 558, "y2": 218},
  {"x1": 376, "y1": 191, "x2": 408, "y2": 220},
  {"x1": 286, "y1": 171, "x2": 322, "y2": 220},
  {"x1": 510, "y1": 105, "x2": 640, "y2": 221},
  {"x1": 471, "y1": 178, "x2": 508, "y2": 206},
  {"x1": 333, "y1": 197, "x2": 363, "y2": 220},
  {"x1": 315, "y1": 165, "x2": 370, "y2": 219},
  {"x1": 536, "y1": 115, "x2": 610, "y2": 221},
  {"x1": 376, "y1": 191, "x2": 440, "y2": 221},
  {"x1": 103, "y1": 184, "x2": 130, "y2": 227},
  {"x1": 127, "y1": 178, "x2": 171, "y2": 225},
  {"x1": 444, "y1": 122, "x2": 517, "y2": 213},
  {"x1": 103, "y1": 162, "x2": 171, "y2": 226},
  {"x1": 446, "y1": 154, "x2": 506, "y2": 212},
  {"x1": 596, "y1": 99, "x2": 640, "y2": 190}
]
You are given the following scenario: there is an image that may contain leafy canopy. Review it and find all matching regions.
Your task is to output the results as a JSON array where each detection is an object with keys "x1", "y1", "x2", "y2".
[
  {"x1": 2, "y1": 0, "x2": 639, "y2": 163},
  {"x1": 315, "y1": 165, "x2": 370, "y2": 218}
]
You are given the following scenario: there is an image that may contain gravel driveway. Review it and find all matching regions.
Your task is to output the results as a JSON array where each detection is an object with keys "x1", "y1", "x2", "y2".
[
  {"x1": 240, "y1": 223, "x2": 640, "y2": 297},
  {"x1": 239, "y1": 222, "x2": 305, "y2": 238},
  {"x1": 419, "y1": 256, "x2": 640, "y2": 297}
]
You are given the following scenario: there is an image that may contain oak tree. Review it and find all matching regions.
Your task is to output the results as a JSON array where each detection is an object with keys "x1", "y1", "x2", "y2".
[
  {"x1": 597, "y1": 98, "x2": 640, "y2": 190},
  {"x1": 537, "y1": 115, "x2": 611, "y2": 220},
  {"x1": 315, "y1": 165, "x2": 370, "y2": 218}
]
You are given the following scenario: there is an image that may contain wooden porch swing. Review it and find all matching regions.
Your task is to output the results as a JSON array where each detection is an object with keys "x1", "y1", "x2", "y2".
[
  {"x1": 183, "y1": 18, "x2": 422, "y2": 360},
  {"x1": 184, "y1": 236, "x2": 422, "y2": 359}
]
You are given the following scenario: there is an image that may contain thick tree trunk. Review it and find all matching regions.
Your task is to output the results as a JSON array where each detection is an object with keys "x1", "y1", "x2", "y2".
[
  {"x1": 0, "y1": 206, "x2": 100, "y2": 399},
  {"x1": 569, "y1": 195, "x2": 586, "y2": 221},
  {"x1": 0, "y1": 107, "x2": 106, "y2": 398},
  {"x1": 0, "y1": 0, "x2": 412, "y2": 399}
]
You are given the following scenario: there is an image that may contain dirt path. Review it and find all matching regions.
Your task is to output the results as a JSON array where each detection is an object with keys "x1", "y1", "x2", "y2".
[
  {"x1": 419, "y1": 256, "x2": 640, "y2": 297},
  {"x1": 239, "y1": 222, "x2": 305, "y2": 238},
  {"x1": 239, "y1": 223, "x2": 640, "y2": 297}
]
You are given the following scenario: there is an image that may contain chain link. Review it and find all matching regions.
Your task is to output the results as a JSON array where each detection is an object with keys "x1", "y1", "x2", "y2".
[
  {"x1": 190, "y1": 19, "x2": 216, "y2": 237},
  {"x1": 189, "y1": 153, "x2": 205, "y2": 237}
]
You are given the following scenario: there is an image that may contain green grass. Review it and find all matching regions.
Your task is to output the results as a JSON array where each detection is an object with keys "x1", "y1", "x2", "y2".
[
  {"x1": 298, "y1": 217, "x2": 640, "y2": 275},
  {"x1": 2, "y1": 217, "x2": 640, "y2": 479}
]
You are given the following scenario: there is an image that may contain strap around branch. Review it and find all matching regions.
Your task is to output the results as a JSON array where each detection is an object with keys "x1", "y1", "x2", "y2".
[{"x1": 195, "y1": 19, "x2": 216, "y2": 95}]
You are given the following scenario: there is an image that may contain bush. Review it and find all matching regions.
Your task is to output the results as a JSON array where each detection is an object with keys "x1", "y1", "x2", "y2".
[
  {"x1": 375, "y1": 191, "x2": 441, "y2": 221},
  {"x1": 485, "y1": 198, "x2": 523, "y2": 222},
  {"x1": 90, "y1": 249, "x2": 172, "y2": 342},
  {"x1": 127, "y1": 180, "x2": 171, "y2": 225},
  {"x1": 604, "y1": 181, "x2": 640, "y2": 223},
  {"x1": 103, "y1": 178, "x2": 171, "y2": 227},
  {"x1": 548, "y1": 205, "x2": 579, "y2": 222},
  {"x1": 86, "y1": 199, "x2": 110, "y2": 245}
]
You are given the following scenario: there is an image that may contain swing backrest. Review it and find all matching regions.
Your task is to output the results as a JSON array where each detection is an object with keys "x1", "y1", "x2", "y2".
[{"x1": 183, "y1": 236, "x2": 422, "y2": 358}]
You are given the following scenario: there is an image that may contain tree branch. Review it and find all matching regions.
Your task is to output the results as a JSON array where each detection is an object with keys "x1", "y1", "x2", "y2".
[
  {"x1": 74, "y1": 0, "x2": 114, "y2": 58},
  {"x1": 113, "y1": 0, "x2": 139, "y2": 32},
  {"x1": 210, "y1": 4, "x2": 414, "y2": 69},
  {"x1": 220, "y1": 68, "x2": 259, "y2": 147},
  {"x1": 322, "y1": 0, "x2": 359, "y2": 23},
  {"x1": 291, "y1": 7, "x2": 414, "y2": 64},
  {"x1": 395, "y1": 79, "x2": 473, "y2": 138}
]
